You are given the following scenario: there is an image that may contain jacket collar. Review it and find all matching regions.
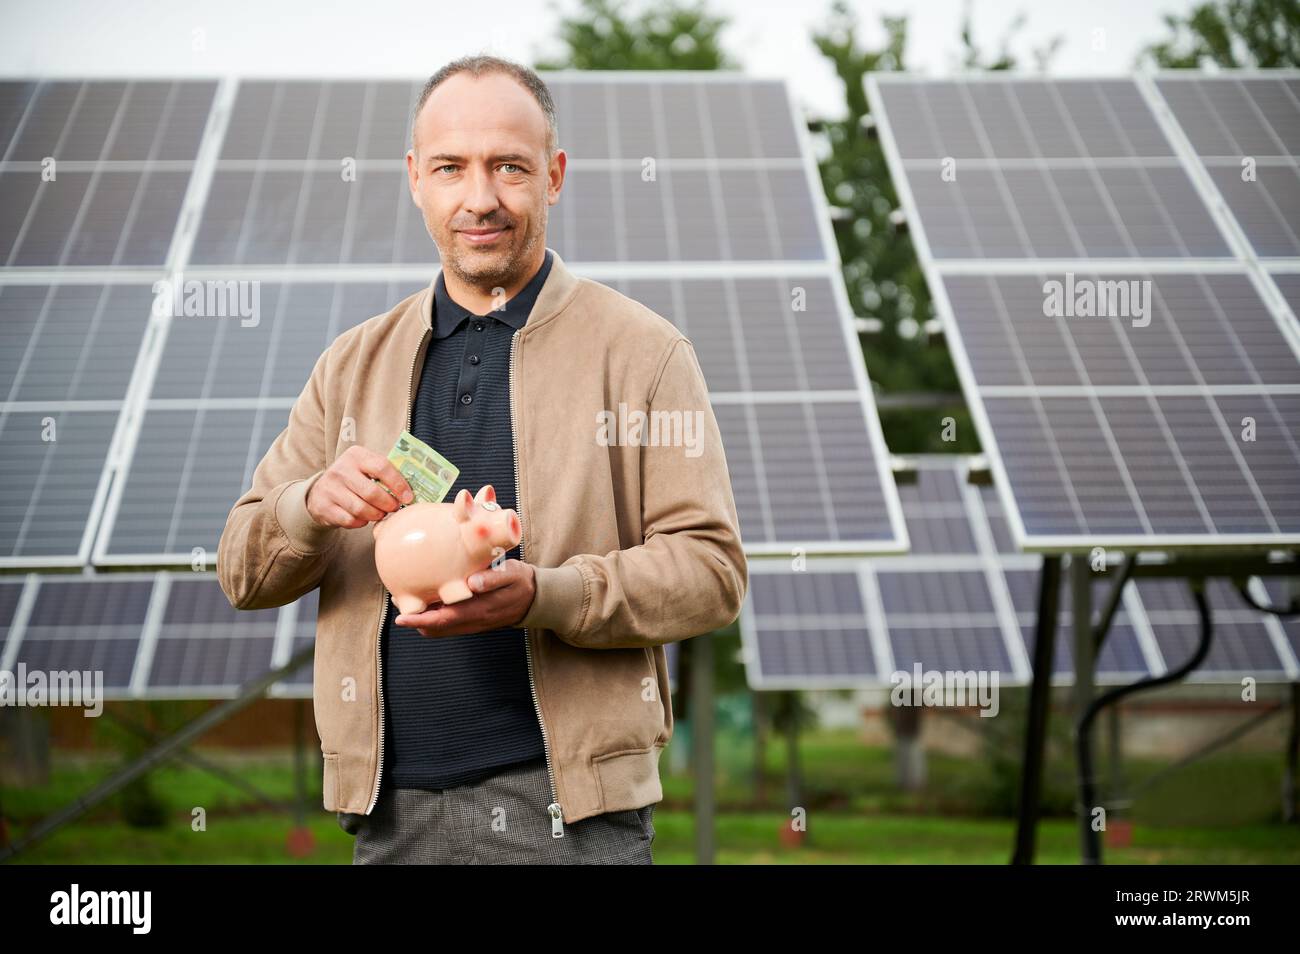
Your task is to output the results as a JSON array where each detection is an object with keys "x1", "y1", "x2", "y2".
[{"x1": 417, "y1": 245, "x2": 582, "y2": 338}]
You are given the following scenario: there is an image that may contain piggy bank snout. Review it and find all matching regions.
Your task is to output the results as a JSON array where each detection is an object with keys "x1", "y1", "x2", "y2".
[{"x1": 478, "y1": 508, "x2": 520, "y2": 548}]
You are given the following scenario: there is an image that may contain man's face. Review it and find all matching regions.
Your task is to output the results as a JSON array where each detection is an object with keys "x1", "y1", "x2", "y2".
[{"x1": 406, "y1": 72, "x2": 565, "y2": 291}]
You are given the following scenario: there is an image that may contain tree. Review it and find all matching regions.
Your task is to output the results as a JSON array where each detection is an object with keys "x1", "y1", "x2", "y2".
[
  {"x1": 811, "y1": 4, "x2": 972, "y2": 451},
  {"x1": 534, "y1": 0, "x2": 736, "y2": 70},
  {"x1": 812, "y1": 2, "x2": 1061, "y2": 451},
  {"x1": 1141, "y1": 0, "x2": 1300, "y2": 68},
  {"x1": 955, "y1": 1, "x2": 1064, "y2": 73}
]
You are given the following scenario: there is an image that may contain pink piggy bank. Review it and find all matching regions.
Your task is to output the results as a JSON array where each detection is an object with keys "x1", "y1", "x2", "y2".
[{"x1": 371, "y1": 484, "x2": 521, "y2": 615}]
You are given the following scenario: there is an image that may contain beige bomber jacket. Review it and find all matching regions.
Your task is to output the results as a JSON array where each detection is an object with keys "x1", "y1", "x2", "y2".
[{"x1": 216, "y1": 248, "x2": 748, "y2": 833}]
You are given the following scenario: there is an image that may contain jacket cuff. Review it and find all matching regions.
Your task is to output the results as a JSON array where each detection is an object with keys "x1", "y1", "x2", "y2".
[
  {"x1": 274, "y1": 471, "x2": 338, "y2": 554},
  {"x1": 521, "y1": 563, "x2": 587, "y2": 635}
]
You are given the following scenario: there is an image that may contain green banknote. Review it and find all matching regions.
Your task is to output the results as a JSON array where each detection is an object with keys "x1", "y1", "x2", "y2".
[{"x1": 378, "y1": 431, "x2": 459, "y2": 505}]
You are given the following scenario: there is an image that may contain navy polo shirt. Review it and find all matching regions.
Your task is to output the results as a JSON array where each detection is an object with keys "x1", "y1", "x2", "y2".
[{"x1": 378, "y1": 250, "x2": 553, "y2": 792}]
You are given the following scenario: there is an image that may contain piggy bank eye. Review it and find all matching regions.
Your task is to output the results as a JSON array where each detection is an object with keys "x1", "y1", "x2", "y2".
[{"x1": 481, "y1": 501, "x2": 500, "y2": 511}]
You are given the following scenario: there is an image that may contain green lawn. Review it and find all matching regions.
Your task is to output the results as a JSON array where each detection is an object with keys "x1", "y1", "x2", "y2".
[{"x1": 5, "y1": 726, "x2": 1298, "y2": 864}]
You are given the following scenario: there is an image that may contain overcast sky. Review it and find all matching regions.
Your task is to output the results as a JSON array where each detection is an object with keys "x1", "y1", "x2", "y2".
[{"x1": 0, "y1": 0, "x2": 1198, "y2": 119}]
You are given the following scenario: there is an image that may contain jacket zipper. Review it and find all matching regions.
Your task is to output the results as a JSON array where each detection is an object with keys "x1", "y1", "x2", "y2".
[
  {"x1": 366, "y1": 323, "x2": 429, "y2": 816},
  {"x1": 511, "y1": 330, "x2": 564, "y2": 838}
]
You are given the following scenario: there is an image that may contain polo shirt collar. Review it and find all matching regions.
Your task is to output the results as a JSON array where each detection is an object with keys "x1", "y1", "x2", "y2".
[{"x1": 432, "y1": 248, "x2": 554, "y2": 339}]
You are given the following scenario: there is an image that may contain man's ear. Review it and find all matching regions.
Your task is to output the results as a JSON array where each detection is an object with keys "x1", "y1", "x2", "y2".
[
  {"x1": 406, "y1": 148, "x2": 421, "y2": 206},
  {"x1": 546, "y1": 148, "x2": 566, "y2": 206}
]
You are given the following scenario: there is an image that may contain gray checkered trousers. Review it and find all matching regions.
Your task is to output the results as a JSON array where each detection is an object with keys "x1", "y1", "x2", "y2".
[{"x1": 343, "y1": 756, "x2": 656, "y2": 864}]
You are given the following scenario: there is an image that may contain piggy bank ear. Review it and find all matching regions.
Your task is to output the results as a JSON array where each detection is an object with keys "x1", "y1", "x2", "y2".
[
  {"x1": 453, "y1": 489, "x2": 474, "y2": 522},
  {"x1": 474, "y1": 485, "x2": 497, "y2": 506}
]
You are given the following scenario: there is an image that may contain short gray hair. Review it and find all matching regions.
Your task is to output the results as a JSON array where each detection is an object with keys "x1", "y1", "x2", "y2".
[{"x1": 410, "y1": 55, "x2": 558, "y2": 159}]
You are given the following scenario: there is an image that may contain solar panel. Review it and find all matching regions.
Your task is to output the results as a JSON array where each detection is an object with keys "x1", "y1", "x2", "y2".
[
  {"x1": 0, "y1": 284, "x2": 140, "y2": 572},
  {"x1": 1136, "y1": 577, "x2": 1293, "y2": 681},
  {"x1": 0, "y1": 284, "x2": 153, "y2": 402},
  {"x1": 740, "y1": 456, "x2": 1300, "y2": 689},
  {"x1": 2, "y1": 80, "x2": 215, "y2": 162},
  {"x1": 0, "y1": 577, "x2": 28, "y2": 666},
  {"x1": 0, "y1": 80, "x2": 216, "y2": 267},
  {"x1": 876, "y1": 80, "x2": 1175, "y2": 160},
  {"x1": 1003, "y1": 567, "x2": 1152, "y2": 678},
  {"x1": 101, "y1": 405, "x2": 290, "y2": 561},
  {"x1": 0, "y1": 572, "x2": 316, "y2": 700},
  {"x1": 147, "y1": 576, "x2": 280, "y2": 694},
  {"x1": 7, "y1": 576, "x2": 156, "y2": 693},
  {"x1": 868, "y1": 73, "x2": 1300, "y2": 552},
  {"x1": 1157, "y1": 75, "x2": 1300, "y2": 259},
  {"x1": 0, "y1": 409, "x2": 118, "y2": 565},
  {"x1": 190, "y1": 169, "x2": 431, "y2": 266}
]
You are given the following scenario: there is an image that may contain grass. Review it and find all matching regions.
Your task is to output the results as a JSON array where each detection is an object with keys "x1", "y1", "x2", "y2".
[{"x1": 4, "y1": 725, "x2": 1299, "y2": 864}]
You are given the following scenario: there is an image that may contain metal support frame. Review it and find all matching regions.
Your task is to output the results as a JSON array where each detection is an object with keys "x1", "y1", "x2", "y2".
[
  {"x1": 689, "y1": 633, "x2": 715, "y2": 865},
  {"x1": 1286, "y1": 683, "x2": 1300, "y2": 824},
  {"x1": 100, "y1": 707, "x2": 289, "y2": 813},
  {"x1": 1012, "y1": 552, "x2": 1299, "y2": 865},
  {"x1": 1125, "y1": 702, "x2": 1285, "y2": 802},
  {"x1": 1012, "y1": 554, "x2": 1061, "y2": 864},
  {"x1": 0, "y1": 643, "x2": 315, "y2": 862}
]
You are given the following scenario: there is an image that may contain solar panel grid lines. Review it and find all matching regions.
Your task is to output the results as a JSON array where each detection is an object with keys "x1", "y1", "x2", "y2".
[
  {"x1": 0, "y1": 81, "x2": 232, "y2": 569},
  {"x1": 1138, "y1": 72, "x2": 1300, "y2": 366},
  {"x1": 1152, "y1": 72, "x2": 1300, "y2": 261},
  {"x1": 0, "y1": 571, "x2": 321, "y2": 700},
  {"x1": 0, "y1": 80, "x2": 219, "y2": 269},
  {"x1": 739, "y1": 455, "x2": 1300, "y2": 690},
  {"x1": 0, "y1": 569, "x2": 685, "y2": 700},
  {"x1": 867, "y1": 71, "x2": 1300, "y2": 553},
  {"x1": 0, "y1": 574, "x2": 39, "y2": 675},
  {"x1": 741, "y1": 457, "x2": 1027, "y2": 690}
]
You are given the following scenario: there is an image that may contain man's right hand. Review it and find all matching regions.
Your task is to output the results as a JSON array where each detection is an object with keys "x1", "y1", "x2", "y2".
[{"x1": 305, "y1": 445, "x2": 415, "y2": 529}]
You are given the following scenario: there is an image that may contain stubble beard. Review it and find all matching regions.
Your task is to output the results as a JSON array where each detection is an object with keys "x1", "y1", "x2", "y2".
[{"x1": 439, "y1": 203, "x2": 547, "y2": 294}]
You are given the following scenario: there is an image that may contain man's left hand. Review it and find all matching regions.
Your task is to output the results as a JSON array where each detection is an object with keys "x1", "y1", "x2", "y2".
[{"x1": 393, "y1": 559, "x2": 537, "y2": 638}]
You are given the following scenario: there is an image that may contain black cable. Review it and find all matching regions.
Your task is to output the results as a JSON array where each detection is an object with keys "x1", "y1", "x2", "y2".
[
  {"x1": 1075, "y1": 579, "x2": 1213, "y2": 865},
  {"x1": 1234, "y1": 576, "x2": 1300, "y2": 617}
]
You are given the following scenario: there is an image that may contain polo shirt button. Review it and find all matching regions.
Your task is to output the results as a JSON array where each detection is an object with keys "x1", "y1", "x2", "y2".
[
  {"x1": 460, "y1": 393, "x2": 473, "y2": 405},
  {"x1": 467, "y1": 354, "x2": 480, "y2": 365},
  {"x1": 474, "y1": 321, "x2": 485, "y2": 332}
]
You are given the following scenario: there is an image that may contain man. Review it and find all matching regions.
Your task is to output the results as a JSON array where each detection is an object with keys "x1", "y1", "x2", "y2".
[{"x1": 217, "y1": 55, "x2": 747, "y2": 865}]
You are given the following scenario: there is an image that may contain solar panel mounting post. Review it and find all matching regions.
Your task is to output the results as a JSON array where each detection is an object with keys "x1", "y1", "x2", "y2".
[
  {"x1": 1071, "y1": 555, "x2": 1097, "y2": 863},
  {"x1": 1011, "y1": 554, "x2": 1060, "y2": 865}
]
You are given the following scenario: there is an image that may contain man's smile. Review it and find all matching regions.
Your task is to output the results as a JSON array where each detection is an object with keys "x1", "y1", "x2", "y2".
[{"x1": 459, "y1": 226, "x2": 510, "y2": 245}]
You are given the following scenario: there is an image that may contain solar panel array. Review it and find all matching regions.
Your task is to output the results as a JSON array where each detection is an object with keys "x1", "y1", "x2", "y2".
[
  {"x1": 741, "y1": 456, "x2": 1300, "y2": 689},
  {"x1": 868, "y1": 73, "x2": 1300, "y2": 552},
  {"x1": 0, "y1": 572, "x2": 680, "y2": 700},
  {"x1": 1, "y1": 74, "x2": 905, "y2": 578},
  {"x1": 0, "y1": 74, "x2": 875, "y2": 697}
]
